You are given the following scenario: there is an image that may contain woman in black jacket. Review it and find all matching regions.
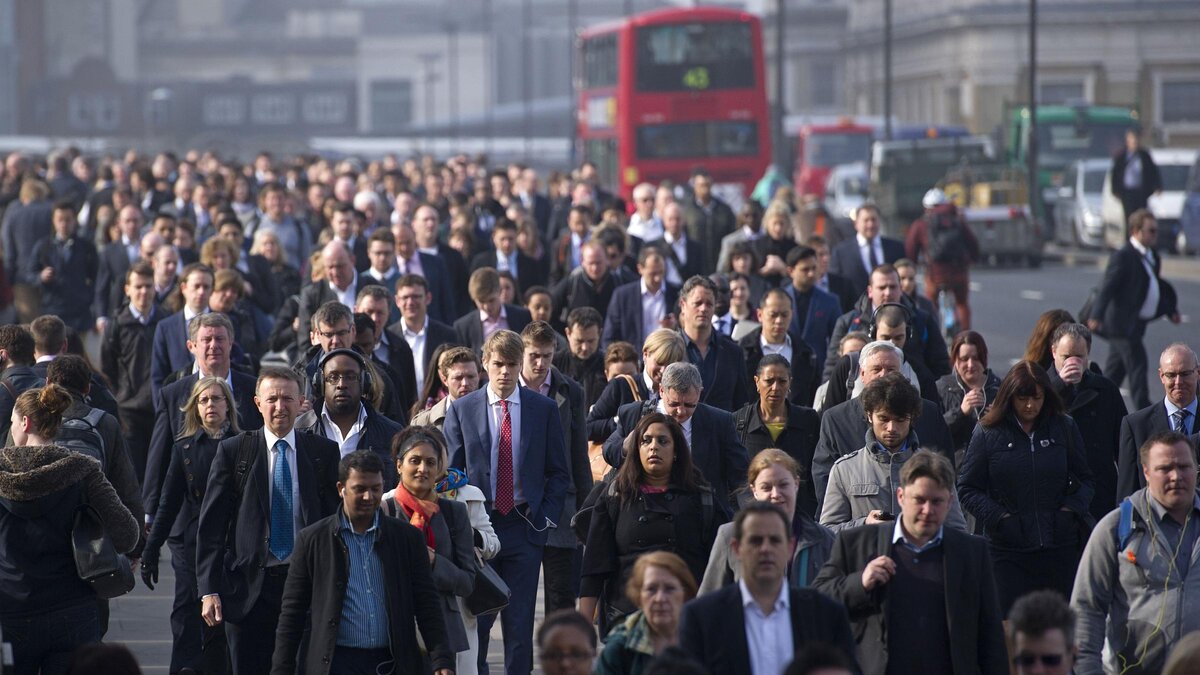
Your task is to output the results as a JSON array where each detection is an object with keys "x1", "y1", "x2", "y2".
[
  {"x1": 382, "y1": 426, "x2": 476, "y2": 655},
  {"x1": 0, "y1": 384, "x2": 139, "y2": 674},
  {"x1": 936, "y1": 330, "x2": 1002, "y2": 465},
  {"x1": 578, "y1": 413, "x2": 725, "y2": 636},
  {"x1": 732, "y1": 354, "x2": 821, "y2": 517},
  {"x1": 958, "y1": 361, "x2": 1096, "y2": 614},
  {"x1": 141, "y1": 376, "x2": 240, "y2": 674}
]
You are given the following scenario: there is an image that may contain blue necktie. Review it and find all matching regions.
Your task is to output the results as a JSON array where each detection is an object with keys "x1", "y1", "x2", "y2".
[{"x1": 269, "y1": 440, "x2": 294, "y2": 561}]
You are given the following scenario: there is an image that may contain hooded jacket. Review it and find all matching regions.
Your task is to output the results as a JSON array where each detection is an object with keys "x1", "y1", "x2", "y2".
[
  {"x1": 1072, "y1": 488, "x2": 1200, "y2": 675},
  {"x1": 0, "y1": 444, "x2": 139, "y2": 618}
]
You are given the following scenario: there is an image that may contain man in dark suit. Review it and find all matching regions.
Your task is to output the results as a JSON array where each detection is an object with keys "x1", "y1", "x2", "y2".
[
  {"x1": 515, "y1": 167, "x2": 552, "y2": 235},
  {"x1": 150, "y1": 262, "x2": 214, "y2": 396},
  {"x1": 396, "y1": 216, "x2": 457, "y2": 323},
  {"x1": 217, "y1": 217, "x2": 279, "y2": 315},
  {"x1": 813, "y1": 342, "x2": 955, "y2": 511},
  {"x1": 1115, "y1": 343, "x2": 1198, "y2": 500},
  {"x1": 470, "y1": 218, "x2": 546, "y2": 295},
  {"x1": 295, "y1": 241, "x2": 378, "y2": 354},
  {"x1": 677, "y1": 275, "x2": 751, "y2": 413},
  {"x1": 1, "y1": 183, "x2": 52, "y2": 322},
  {"x1": 740, "y1": 288, "x2": 818, "y2": 407},
  {"x1": 94, "y1": 204, "x2": 144, "y2": 333},
  {"x1": 1111, "y1": 128, "x2": 1162, "y2": 222},
  {"x1": 361, "y1": 229, "x2": 402, "y2": 321},
  {"x1": 271, "y1": 451, "x2": 454, "y2": 675},
  {"x1": 683, "y1": 170, "x2": 737, "y2": 276},
  {"x1": 455, "y1": 267, "x2": 532, "y2": 354},
  {"x1": 602, "y1": 246, "x2": 679, "y2": 351},
  {"x1": 549, "y1": 241, "x2": 619, "y2": 335},
  {"x1": 327, "y1": 200, "x2": 371, "y2": 272},
  {"x1": 813, "y1": 451, "x2": 1007, "y2": 674},
  {"x1": 385, "y1": 275, "x2": 458, "y2": 400},
  {"x1": 602, "y1": 362, "x2": 750, "y2": 516},
  {"x1": 28, "y1": 314, "x2": 121, "y2": 422},
  {"x1": 26, "y1": 200, "x2": 98, "y2": 334},
  {"x1": 651, "y1": 202, "x2": 706, "y2": 286},
  {"x1": 783, "y1": 246, "x2": 842, "y2": 361},
  {"x1": 412, "y1": 203, "x2": 473, "y2": 318},
  {"x1": 1088, "y1": 210, "x2": 1179, "y2": 410},
  {"x1": 143, "y1": 313, "x2": 263, "y2": 525},
  {"x1": 518, "y1": 322, "x2": 591, "y2": 616},
  {"x1": 829, "y1": 204, "x2": 905, "y2": 297},
  {"x1": 549, "y1": 204, "x2": 595, "y2": 286},
  {"x1": 196, "y1": 366, "x2": 340, "y2": 675},
  {"x1": 444, "y1": 329, "x2": 570, "y2": 675},
  {"x1": 679, "y1": 502, "x2": 858, "y2": 675},
  {"x1": 807, "y1": 234, "x2": 857, "y2": 314}
]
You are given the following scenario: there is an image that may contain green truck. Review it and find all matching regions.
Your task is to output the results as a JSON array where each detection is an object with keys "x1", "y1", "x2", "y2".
[{"x1": 1006, "y1": 103, "x2": 1139, "y2": 229}]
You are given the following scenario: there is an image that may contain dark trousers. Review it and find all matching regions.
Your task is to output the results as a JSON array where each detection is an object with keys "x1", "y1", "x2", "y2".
[
  {"x1": 122, "y1": 407, "x2": 155, "y2": 483},
  {"x1": 477, "y1": 510, "x2": 544, "y2": 675},
  {"x1": 225, "y1": 568, "x2": 287, "y2": 675},
  {"x1": 1106, "y1": 329, "x2": 1150, "y2": 409},
  {"x1": 170, "y1": 537, "x2": 228, "y2": 673},
  {"x1": 1121, "y1": 193, "x2": 1151, "y2": 224},
  {"x1": 541, "y1": 544, "x2": 581, "y2": 616},
  {"x1": 992, "y1": 545, "x2": 1081, "y2": 616},
  {"x1": 330, "y1": 646, "x2": 394, "y2": 675},
  {"x1": 2, "y1": 600, "x2": 101, "y2": 675}
]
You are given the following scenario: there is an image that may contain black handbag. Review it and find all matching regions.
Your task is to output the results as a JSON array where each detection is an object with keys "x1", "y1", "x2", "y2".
[
  {"x1": 71, "y1": 500, "x2": 135, "y2": 600},
  {"x1": 465, "y1": 551, "x2": 510, "y2": 616}
]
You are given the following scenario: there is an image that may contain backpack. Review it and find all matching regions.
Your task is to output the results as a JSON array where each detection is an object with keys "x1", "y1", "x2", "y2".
[
  {"x1": 924, "y1": 211, "x2": 967, "y2": 264},
  {"x1": 57, "y1": 408, "x2": 107, "y2": 466}
]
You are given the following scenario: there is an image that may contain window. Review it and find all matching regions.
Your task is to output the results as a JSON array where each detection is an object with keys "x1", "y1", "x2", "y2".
[
  {"x1": 810, "y1": 60, "x2": 836, "y2": 107},
  {"x1": 636, "y1": 121, "x2": 759, "y2": 160},
  {"x1": 1039, "y1": 82, "x2": 1085, "y2": 105},
  {"x1": 635, "y1": 22, "x2": 754, "y2": 92},
  {"x1": 371, "y1": 80, "x2": 413, "y2": 133},
  {"x1": 1161, "y1": 80, "x2": 1200, "y2": 124},
  {"x1": 582, "y1": 34, "x2": 618, "y2": 89}
]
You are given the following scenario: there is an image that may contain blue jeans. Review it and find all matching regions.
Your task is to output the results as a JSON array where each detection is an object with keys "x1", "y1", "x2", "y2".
[{"x1": 2, "y1": 601, "x2": 102, "y2": 675}]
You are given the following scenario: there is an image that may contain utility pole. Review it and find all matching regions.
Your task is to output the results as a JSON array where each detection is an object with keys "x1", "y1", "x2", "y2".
[
  {"x1": 568, "y1": 0, "x2": 578, "y2": 166},
  {"x1": 883, "y1": 0, "x2": 892, "y2": 140},
  {"x1": 1028, "y1": 0, "x2": 1039, "y2": 227},
  {"x1": 483, "y1": 0, "x2": 493, "y2": 155},
  {"x1": 523, "y1": 0, "x2": 533, "y2": 159},
  {"x1": 773, "y1": 0, "x2": 786, "y2": 170},
  {"x1": 448, "y1": 20, "x2": 459, "y2": 142}
]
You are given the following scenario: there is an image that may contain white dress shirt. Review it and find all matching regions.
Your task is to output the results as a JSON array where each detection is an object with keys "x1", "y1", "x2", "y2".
[
  {"x1": 1129, "y1": 237, "x2": 1160, "y2": 320},
  {"x1": 739, "y1": 580, "x2": 793, "y2": 675},
  {"x1": 663, "y1": 231, "x2": 688, "y2": 286},
  {"x1": 402, "y1": 316, "x2": 429, "y2": 393},
  {"x1": 320, "y1": 402, "x2": 369, "y2": 457},
  {"x1": 486, "y1": 386, "x2": 524, "y2": 504},
  {"x1": 496, "y1": 249, "x2": 518, "y2": 278},
  {"x1": 330, "y1": 272, "x2": 357, "y2": 310},
  {"x1": 365, "y1": 265, "x2": 395, "y2": 283},
  {"x1": 856, "y1": 233, "x2": 884, "y2": 275},
  {"x1": 262, "y1": 427, "x2": 303, "y2": 565},
  {"x1": 640, "y1": 279, "x2": 666, "y2": 342},
  {"x1": 760, "y1": 333, "x2": 793, "y2": 364},
  {"x1": 397, "y1": 253, "x2": 424, "y2": 278},
  {"x1": 656, "y1": 399, "x2": 693, "y2": 448},
  {"x1": 628, "y1": 213, "x2": 664, "y2": 242}
]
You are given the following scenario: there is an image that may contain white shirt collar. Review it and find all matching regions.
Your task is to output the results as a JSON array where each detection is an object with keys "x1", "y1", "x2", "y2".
[
  {"x1": 640, "y1": 278, "x2": 664, "y2": 297},
  {"x1": 319, "y1": 401, "x2": 368, "y2": 439},
  {"x1": 403, "y1": 315, "x2": 428, "y2": 337},
  {"x1": 856, "y1": 233, "x2": 876, "y2": 248},
  {"x1": 1130, "y1": 237, "x2": 1151, "y2": 258},
  {"x1": 263, "y1": 425, "x2": 298, "y2": 454},
  {"x1": 761, "y1": 332, "x2": 792, "y2": 349},
  {"x1": 737, "y1": 579, "x2": 789, "y2": 615},
  {"x1": 486, "y1": 385, "x2": 520, "y2": 407},
  {"x1": 480, "y1": 305, "x2": 508, "y2": 323}
]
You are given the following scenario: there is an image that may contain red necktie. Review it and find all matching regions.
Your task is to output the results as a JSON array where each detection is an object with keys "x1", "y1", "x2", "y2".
[{"x1": 495, "y1": 400, "x2": 514, "y2": 514}]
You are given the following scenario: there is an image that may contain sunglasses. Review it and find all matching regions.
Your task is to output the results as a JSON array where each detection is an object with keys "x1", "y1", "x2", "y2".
[{"x1": 1013, "y1": 653, "x2": 1066, "y2": 667}]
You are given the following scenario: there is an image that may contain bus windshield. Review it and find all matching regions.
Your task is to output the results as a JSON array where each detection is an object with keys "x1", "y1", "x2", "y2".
[
  {"x1": 636, "y1": 121, "x2": 760, "y2": 159},
  {"x1": 635, "y1": 22, "x2": 754, "y2": 92},
  {"x1": 804, "y1": 133, "x2": 873, "y2": 167},
  {"x1": 1036, "y1": 122, "x2": 1129, "y2": 166}
]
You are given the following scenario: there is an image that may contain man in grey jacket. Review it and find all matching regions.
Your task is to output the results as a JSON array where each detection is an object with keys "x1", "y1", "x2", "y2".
[{"x1": 1072, "y1": 430, "x2": 1200, "y2": 675}]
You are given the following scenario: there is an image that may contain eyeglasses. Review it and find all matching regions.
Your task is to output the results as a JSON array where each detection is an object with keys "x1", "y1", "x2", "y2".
[
  {"x1": 325, "y1": 372, "x2": 361, "y2": 385},
  {"x1": 1162, "y1": 370, "x2": 1197, "y2": 381},
  {"x1": 198, "y1": 395, "x2": 226, "y2": 405},
  {"x1": 539, "y1": 651, "x2": 594, "y2": 664},
  {"x1": 317, "y1": 328, "x2": 351, "y2": 340},
  {"x1": 1013, "y1": 653, "x2": 1066, "y2": 667}
]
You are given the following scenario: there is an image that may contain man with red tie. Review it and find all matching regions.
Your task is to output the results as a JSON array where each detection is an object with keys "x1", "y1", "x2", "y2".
[{"x1": 445, "y1": 329, "x2": 570, "y2": 675}]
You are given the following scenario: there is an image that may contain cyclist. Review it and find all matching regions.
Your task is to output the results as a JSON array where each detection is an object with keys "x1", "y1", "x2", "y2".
[{"x1": 905, "y1": 188, "x2": 979, "y2": 331}]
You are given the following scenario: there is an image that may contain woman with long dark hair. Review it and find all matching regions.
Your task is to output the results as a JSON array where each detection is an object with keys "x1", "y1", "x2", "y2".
[{"x1": 958, "y1": 361, "x2": 1096, "y2": 613}]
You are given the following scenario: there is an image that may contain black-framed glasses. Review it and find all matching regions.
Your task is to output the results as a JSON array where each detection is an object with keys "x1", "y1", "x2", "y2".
[
  {"x1": 1013, "y1": 653, "x2": 1066, "y2": 667},
  {"x1": 325, "y1": 372, "x2": 361, "y2": 385}
]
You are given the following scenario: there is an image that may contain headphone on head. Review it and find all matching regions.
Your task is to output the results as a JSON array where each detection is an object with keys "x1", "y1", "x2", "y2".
[
  {"x1": 864, "y1": 302, "x2": 914, "y2": 342},
  {"x1": 312, "y1": 347, "x2": 375, "y2": 399}
]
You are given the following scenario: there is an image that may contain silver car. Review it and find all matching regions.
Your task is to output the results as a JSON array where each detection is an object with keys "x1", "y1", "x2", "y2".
[{"x1": 1054, "y1": 158, "x2": 1108, "y2": 248}]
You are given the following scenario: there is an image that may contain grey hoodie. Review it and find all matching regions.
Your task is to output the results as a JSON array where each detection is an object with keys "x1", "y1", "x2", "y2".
[{"x1": 1071, "y1": 487, "x2": 1200, "y2": 675}]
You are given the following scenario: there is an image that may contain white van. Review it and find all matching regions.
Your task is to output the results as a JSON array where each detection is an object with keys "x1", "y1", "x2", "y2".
[{"x1": 1101, "y1": 148, "x2": 1197, "y2": 251}]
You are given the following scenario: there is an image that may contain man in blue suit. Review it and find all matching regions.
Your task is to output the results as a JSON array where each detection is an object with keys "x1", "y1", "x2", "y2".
[
  {"x1": 829, "y1": 204, "x2": 905, "y2": 296},
  {"x1": 151, "y1": 262, "x2": 214, "y2": 396},
  {"x1": 782, "y1": 246, "x2": 841, "y2": 360},
  {"x1": 602, "y1": 245, "x2": 679, "y2": 351},
  {"x1": 444, "y1": 329, "x2": 570, "y2": 675},
  {"x1": 394, "y1": 219, "x2": 456, "y2": 324}
]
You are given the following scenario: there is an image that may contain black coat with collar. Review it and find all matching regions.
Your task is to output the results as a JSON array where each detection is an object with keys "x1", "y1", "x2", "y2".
[
  {"x1": 1116, "y1": 400, "x2": 1200, "y2": 500},
  {"x1": 812, "y1": 523, "x2": 1007, "y2": 675},
  {"x1": 678, "y1": 583, "x2": 858, "y2": 675},
  {"x1": 294, "y1": 403, "x2": 404, "y2": 490},
  {"x1": 647, "y1": 235, "x2": 706, "y2": 281},
  {"x1": 1049, "y1": 368, "x2": 1128, "y2": 523},
  {"x1": 828, "y1": 235, "x2": 906, "y2": 297},
  {"x1": 469, "y1": 249, "x2": 547, "y2": 295},
  {"x1": 539, "y1": 368, "x2": 592, "y2": 547},
  {"x1": 733, "y1": 401, "x2": 821, "y2": 518},
  {"x1": 295, "y1": 276, "x2": 384, "y2": 352},
  {"x1": 685, "y1": 330, "x2": 752, "y2": 413},
  {"x1": 586, "y1": 373, "x2": 652, "y2": 443},
  {"x1": 143, "y1": 429, "x2": 232, "y2": 564},
  {"x1": 738, "y1": 327, "x2": 818, "y2": 407},
  {"x1": 94, "y1": 241, "x2": 133, "y2": 321},
  {"x1": 453, "y1": 304, "x2": 532, "y2": 354},
  {"x1": 383, "y1": 316, "x2": 458, "y2": 394},
  {"x1": 1092, "y1": 243, "x2": 1177, "y2": 338},
  {"x1": 101, "y1": 304, "x2": 164, "y2": 413},
  {"x1": 270, "y1": 511, "x2": 454, "y2": 675},
  {"x1": 196, "y1": 430, "x2": 341, "y2": 622},
  {"x1": 601, "y1": 279, "x2": 681, "y2": 351}
]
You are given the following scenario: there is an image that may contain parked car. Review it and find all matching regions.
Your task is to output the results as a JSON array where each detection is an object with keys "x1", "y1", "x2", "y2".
[
  {"x1": 1053, "y1": 158, "x2": 1108, "y2": 248},
  {"x1": 1102, "y1": 148, "x2": 1197, "y2": 252},
  {"x1": 1176, "y1": 151, "x2": 1200, "y2": 254}
]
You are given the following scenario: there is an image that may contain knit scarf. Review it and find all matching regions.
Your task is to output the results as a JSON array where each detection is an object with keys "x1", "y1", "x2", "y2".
[{"x1": 395, "y1": 484, "x2": 440, "y2": 548}]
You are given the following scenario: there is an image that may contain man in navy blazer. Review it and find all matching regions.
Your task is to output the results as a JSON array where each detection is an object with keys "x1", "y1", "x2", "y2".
[
  {"x1": 151, "y1": 262, "x2": 214, "y2": 396},
  {"x1": 455, "y1": 267, "x2": 532, "y2": 355},
  {"x1": 93, "y1": 204, "x2": 143, "y2": 331},
  {"x1": 783, "y1": 246, "x2": 842, "y2": 360},
  {"x1": 444, "y1": 329, "x2": 570, "y2": 675},
  {"x1": 394, "y1": 219, "x2": 456, "y2": 324},
  {"x1": 677, "y1": 275, "x2": 751, "y2": 413},
  {"x1": 383, "y1": 274, "x2": 458, "y2": 396},
  {"x1": 196, "y1": 366, "x2": 340, "y2": 675},
  {"x1": 602, "y1": 362, "x2": 749, "y2": 516},
  {"x1": 602, "y1": 246, "x2": 679, "y2": 351},
  {"x1": 829, "y1": 205, "x2": 905, "y2": 296}
]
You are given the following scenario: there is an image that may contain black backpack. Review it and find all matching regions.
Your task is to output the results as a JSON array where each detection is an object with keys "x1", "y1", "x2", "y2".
[
  {"x1": 57, "y1": 408, "x2": 107, "y2": 466},
  {"x1": 925, "y1": 211, "x2": 967, "y2": 264}
]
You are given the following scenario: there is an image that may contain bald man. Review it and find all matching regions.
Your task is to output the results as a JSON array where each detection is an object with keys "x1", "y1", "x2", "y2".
[{"x1": 296, "y1": 241, "x2": 377, "y2": 352}]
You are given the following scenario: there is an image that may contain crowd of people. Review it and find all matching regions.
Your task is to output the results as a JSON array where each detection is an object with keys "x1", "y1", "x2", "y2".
[{"x1": 0, "y1": 144, "x2": 1198, "y2": 675}]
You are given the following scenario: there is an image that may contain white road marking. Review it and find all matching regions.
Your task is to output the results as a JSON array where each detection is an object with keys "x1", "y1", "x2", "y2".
[{"x1": 1020, "y1": 290, "x2": 1044, "y2": 301}]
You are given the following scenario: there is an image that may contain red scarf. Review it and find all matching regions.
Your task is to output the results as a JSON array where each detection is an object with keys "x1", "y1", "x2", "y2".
[{"x1": 395, "y1": 485, "x2": 440, "y2": 548}]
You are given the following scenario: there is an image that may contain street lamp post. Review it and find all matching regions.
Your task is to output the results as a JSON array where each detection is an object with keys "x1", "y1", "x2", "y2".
[
  {"x1": 773, "y1": 0, "x2": 786, "y2": 170},
  {"x1": 1028, "y1": 0, "x2": 1039, "y2": 228},
  {"x1": 883, "y1": 0, "x2": 892, "y2": 140}
]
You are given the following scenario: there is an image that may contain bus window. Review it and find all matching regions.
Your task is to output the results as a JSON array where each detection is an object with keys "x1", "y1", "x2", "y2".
[
  {"x1": 636, "y1": 121, "x2": 759, "y2": 160},
  {"x1": 583, "y1": 34, "x2": 618, "y2": 89},
  {"x1": 635, "y1": 22, "x2": 754, "y2": 92},
  {"x1": 804, "y1": 133, "x2": 873, "y2": 168}
]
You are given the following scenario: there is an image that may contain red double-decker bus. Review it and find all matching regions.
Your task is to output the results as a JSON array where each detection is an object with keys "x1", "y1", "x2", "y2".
[{"x1": 576, "y1": 7, "x2": 770, "y2": 206}]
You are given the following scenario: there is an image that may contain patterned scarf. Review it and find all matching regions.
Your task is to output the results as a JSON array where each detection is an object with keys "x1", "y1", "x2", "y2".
[{"x1": 395, "y1": 484, "x2": 440, "y2": 548}]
